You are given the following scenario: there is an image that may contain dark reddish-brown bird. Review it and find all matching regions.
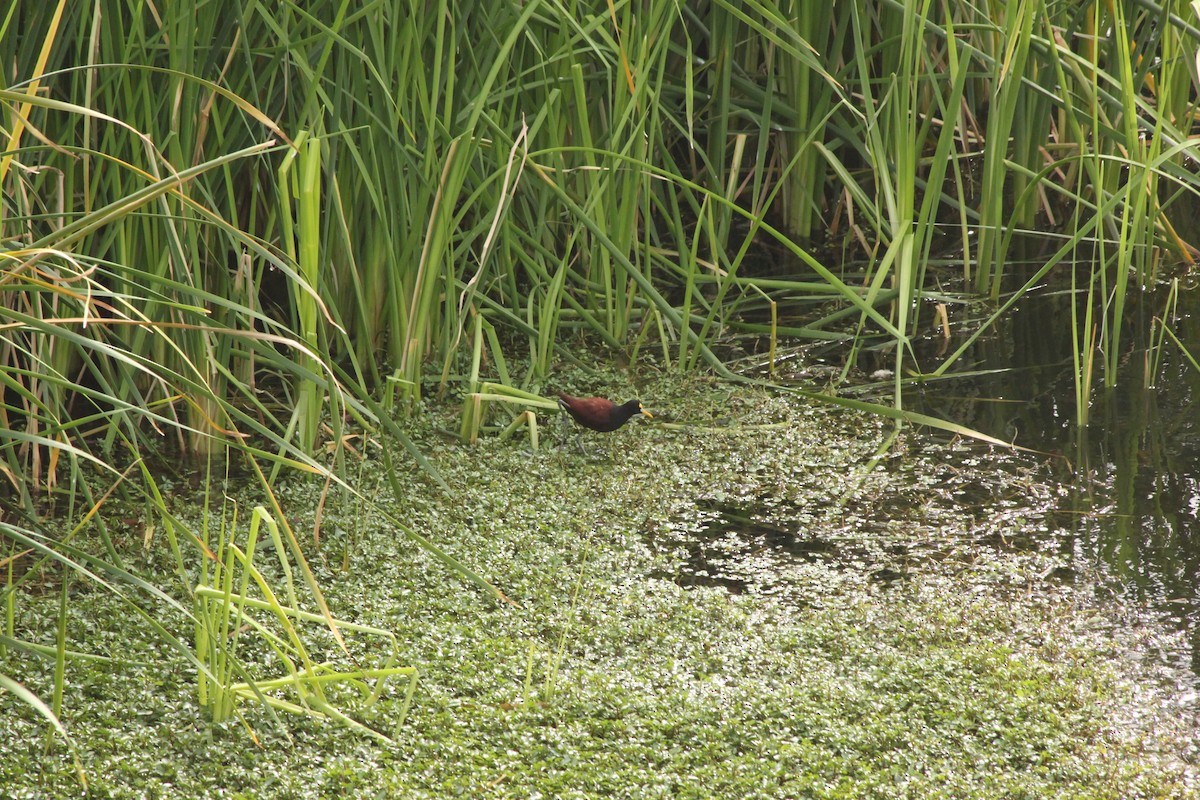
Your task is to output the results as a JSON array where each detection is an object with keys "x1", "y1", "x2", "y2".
[{"x1": 555, "y1": 391, "x2": 652, "y2": 440}]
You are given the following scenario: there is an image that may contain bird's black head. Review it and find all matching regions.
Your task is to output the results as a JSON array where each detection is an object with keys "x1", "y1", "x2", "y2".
[{"x1": 613, "y1": 399, "x2": 653, "y2": 427}]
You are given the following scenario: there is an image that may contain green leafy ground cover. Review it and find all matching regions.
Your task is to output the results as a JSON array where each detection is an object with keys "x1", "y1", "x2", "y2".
[{"x1": 1, "y1": 375, "x2": 1195, "y2": 798}]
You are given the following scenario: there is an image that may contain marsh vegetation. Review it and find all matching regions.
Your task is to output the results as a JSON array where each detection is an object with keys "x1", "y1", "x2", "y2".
[{"x1": 2, "y1": 1, "x2": 1199, "y2": 795}]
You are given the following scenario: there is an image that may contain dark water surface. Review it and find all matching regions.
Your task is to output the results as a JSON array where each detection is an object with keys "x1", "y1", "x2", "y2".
[{"x1": 910, "y1": 271, "x2": 1200, "y2": 675}]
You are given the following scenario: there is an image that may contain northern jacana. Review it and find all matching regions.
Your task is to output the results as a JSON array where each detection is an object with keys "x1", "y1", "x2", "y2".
[{"x1": 555, "y1": 391, "x2": 652, "y2": 454}]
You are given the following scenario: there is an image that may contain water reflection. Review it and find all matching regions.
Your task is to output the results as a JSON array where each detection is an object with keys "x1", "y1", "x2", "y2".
[{"x1": 913, "y1": 270, "x2": 1200, "y2": 674}]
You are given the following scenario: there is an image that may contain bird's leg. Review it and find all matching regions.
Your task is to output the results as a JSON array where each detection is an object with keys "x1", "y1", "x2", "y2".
[{"x1": 556, "y1": 409, "x2": 572, "y2": 449}]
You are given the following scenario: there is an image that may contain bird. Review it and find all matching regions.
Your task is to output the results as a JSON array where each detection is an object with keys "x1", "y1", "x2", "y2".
[{"x1": 554, "y1": 390, "x2": 652, "y2": 454}]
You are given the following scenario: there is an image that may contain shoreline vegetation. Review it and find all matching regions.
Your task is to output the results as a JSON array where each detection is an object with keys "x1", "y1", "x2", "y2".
[
  {"x1": 2, "y1": 378, "x2": 1194, "y2": 798},
  {"x1": 5, "y1": 3, "x2": 1200, "y2": 795}
]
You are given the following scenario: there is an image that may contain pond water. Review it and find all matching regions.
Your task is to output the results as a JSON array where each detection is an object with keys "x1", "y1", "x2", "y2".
[
  {"x1": 671, "y1": 253, "x2": 1200, "y2": 679},
  {"x1": 910, "y1": 271, "x2": 1200, "y2": 675}
]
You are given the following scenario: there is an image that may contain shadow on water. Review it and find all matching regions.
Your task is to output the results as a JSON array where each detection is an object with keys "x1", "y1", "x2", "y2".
[
  {"x1": 648, "y1": 497, "x2": 912, "y2": 606},
  {"x1": 651, "y1": 500, "x2": 846, "y2": 595}
]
